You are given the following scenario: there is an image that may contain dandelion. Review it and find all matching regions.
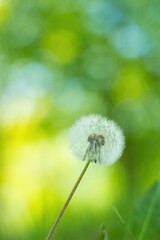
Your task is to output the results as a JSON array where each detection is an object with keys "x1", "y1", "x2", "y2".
[
  {"x1": 46, "y1": 114, "x2": 125, "y2": 240},
  {"x1": 70, "y1": 114, "x2": 125, "y2": 165}
]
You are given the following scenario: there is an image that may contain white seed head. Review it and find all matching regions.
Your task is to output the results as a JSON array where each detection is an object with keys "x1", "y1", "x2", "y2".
[{"x1": 70, "y1": 114, "x2": 125, "y2": 165}]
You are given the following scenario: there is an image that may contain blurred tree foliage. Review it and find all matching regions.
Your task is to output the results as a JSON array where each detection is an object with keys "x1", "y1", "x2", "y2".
[{"x1": 0, "y1": 0, "x2": 160, "y2": 239}]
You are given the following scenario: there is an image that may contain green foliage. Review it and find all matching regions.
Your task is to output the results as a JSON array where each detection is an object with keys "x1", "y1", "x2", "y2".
[
  {"x1": 133, "y1": 181, "x2": 160, "y2": 240},
  {"x1": 98, "y1": 224, "x2": 109, "y2": 240}
]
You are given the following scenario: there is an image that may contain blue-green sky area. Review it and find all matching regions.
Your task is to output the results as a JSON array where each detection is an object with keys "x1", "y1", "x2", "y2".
[{"x1": 0, "y1": 0, "x2": 160, "y2": 239}]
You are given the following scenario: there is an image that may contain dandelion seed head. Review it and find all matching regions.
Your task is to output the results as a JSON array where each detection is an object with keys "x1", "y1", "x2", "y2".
[{"x1": 70, "y1": 114, "x2": 125, "y2": 165}]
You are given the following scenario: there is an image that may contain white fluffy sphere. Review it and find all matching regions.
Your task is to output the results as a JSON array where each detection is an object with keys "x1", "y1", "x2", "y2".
[{"x1": 70, "y1": 114, "x2": 125, "y2": 165}]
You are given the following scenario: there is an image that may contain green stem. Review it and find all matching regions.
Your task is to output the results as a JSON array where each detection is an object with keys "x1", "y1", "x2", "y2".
[{"x1": 46, "y1": 160, "x2": 91, "y2": 240}]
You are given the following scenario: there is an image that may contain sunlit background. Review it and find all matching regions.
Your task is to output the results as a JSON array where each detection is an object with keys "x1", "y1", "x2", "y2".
[{"x1": 0, "y1": 0, "x2": 160, "y2": 239}]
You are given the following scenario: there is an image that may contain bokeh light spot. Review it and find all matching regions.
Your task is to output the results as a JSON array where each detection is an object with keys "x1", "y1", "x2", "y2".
[
  {"x1": 111, "y1": 24, "x2": 151, "y2": 58},
  {"x1": 113, "y1": 67, "x2": 149, "y2": 101},
  {"x1": 0, "y1": 0, "x2": 10, "y2": 24},
  {"x1": 43, "y1": 30, "x2": 79, "y2": 64},
  {"x1": 0, "y1": 61, "x2": 54, "y2": 125}
]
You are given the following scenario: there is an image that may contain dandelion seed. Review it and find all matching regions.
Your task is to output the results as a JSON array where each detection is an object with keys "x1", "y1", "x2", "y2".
[{"x1": 70, "y1": 114, "x2": 125, "y2": 165}]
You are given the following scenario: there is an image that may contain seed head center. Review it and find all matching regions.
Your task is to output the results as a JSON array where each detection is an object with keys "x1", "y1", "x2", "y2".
[{"x1": 88, "y1": 134, "x2": 105, "y2": 146}]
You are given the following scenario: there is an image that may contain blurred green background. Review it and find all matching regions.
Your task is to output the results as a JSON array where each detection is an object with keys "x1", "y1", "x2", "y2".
[{"x1": 0, "y1": 0, "x2": 160, "y2": 239}]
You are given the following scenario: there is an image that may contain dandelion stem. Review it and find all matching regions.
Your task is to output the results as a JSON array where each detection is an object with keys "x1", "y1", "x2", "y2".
[{"x1": 46, "y1": 160, "x2": 91, "y2": 240}]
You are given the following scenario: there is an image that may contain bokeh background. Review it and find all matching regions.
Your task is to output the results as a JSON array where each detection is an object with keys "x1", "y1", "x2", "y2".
[{"x1": 0, "y1": 0, "x2": 160, "y2": 239}]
